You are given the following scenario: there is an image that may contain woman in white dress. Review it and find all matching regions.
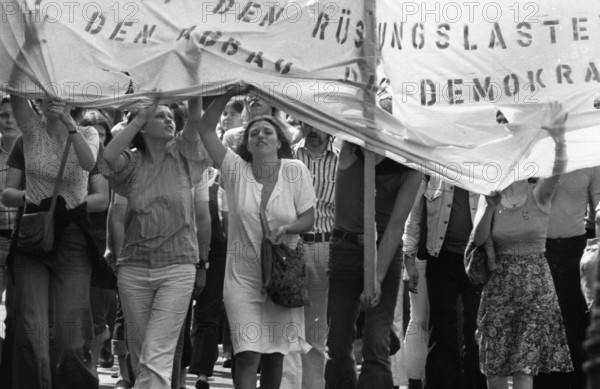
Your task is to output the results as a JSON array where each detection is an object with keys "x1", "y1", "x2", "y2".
[{"x1": 198, "y1": 92, "x2": 316, "y2": 389}]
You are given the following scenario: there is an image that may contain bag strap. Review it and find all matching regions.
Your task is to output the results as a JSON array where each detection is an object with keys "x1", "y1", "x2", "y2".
[
  {"x1": 258, "y1": 162, "x2": 281, "y2": 238},
  {"x1": 48, "y1": 136, "x2": 73, "y2": 216},
  {"x1": 259, "y1": 185, "x2": 275, "y2": 238}
]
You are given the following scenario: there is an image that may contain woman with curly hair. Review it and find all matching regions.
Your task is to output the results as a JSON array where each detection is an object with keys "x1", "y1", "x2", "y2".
[{"x1": 197, "y1": 91, "x2": 316, "y2": 389}]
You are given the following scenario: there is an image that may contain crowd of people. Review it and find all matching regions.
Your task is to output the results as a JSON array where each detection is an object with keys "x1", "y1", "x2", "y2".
[{"x1": 0, "y1": 90, "x2": 595, "y2": 389}]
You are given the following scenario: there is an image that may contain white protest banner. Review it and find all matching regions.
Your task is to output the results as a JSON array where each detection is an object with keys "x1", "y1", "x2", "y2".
[
  {"x1": 380, "y1": 0, "x2": 600, "y2": 192},
  {"x1": 0, "y1": 0, "x2": 398, "y2": 167},
  {"x1": 1, "y1": 0, "x2": 600, "y2": 193}
]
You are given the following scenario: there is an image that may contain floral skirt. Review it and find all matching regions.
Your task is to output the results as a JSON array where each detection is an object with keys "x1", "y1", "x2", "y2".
[{"x1": 476, "y1": 252, "x2": 573, "y2": 377}]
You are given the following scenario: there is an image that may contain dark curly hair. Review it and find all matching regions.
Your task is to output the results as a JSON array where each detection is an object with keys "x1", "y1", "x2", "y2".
[{"x1": 237, "y1": 115, "x2": 294, "y2": 162}]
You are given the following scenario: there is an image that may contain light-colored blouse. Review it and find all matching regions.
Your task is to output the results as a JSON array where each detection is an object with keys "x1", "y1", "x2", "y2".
[
  {"x1": 21, "y1": 117, "x2": 99, "y2": 210},
  {"x1": 101, "y1": 135, "x2": 208, "y2": 267}
]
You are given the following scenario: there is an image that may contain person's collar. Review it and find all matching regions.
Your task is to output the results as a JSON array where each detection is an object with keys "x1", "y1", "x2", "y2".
[{"x1": 296, "y1": 137, "x2": 335, "y2": 154}]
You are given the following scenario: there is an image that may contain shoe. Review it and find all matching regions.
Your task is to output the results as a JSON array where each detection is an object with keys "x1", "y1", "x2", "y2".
[
  {"x1": 114, "y1": 379, "x2": 132, "y2": 389},
  {"x1": 408, "y1": 379, "x2": 423, "y2": 389},
  {"x1": 111, "y1": 369, "x2": 120, "y2": 379},
  {"x1": 99, "y1": 345, "x2": 114, "y2": 368},
  {"x1": 222, "y1": 358, "x2": 232, "y2": 368},
  {"x1": 195, "y1": 379, "x2": 209, "y2": 389}
]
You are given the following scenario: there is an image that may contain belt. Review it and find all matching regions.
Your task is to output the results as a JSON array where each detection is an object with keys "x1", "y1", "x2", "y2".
[
  {"x1": 332, "y1": 228, "x2": 364, "y2": 245},
  {"x1": 301, "y1": 232, "x2": 331, "y2": 243},
  {"x1": 0, "y1": 229, "x2": 13, "y2": 239}
]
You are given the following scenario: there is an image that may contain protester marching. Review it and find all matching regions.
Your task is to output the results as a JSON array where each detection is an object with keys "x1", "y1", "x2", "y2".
[{"x1": 1, "y1": 1, "x2": 600, "y2": 389}]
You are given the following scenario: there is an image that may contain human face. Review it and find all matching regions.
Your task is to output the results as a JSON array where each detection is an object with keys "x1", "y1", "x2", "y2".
[
  {"x1": 93, "y1": 124, "x2": 107, "y2": 145},
  {"x1": 220, "y1": 106, "x2": 243, "y2": 131},
  {"x1": 142, "y1": 106, "x2": 175, "y2": 140},
  {"x1": 246, "y1": 96, "x2": 272, "y2": 117},
  {"x1": 0, "y1": 102, "x2": 21, "y2": 141},
  {"x1": 300, "y1": 122, "x2": 328, "y2": 148},
  {"x1": 247, "y1": 120, "x2": 281, "y2": 157}
]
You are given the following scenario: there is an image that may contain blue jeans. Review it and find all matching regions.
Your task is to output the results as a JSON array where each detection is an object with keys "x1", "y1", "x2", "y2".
[
  {"x1": 325, "y1": 237, "x2": 402, "y2": 389},
  {"x1": 12, "y1": 222, "x2": 94, "y2": 389}
]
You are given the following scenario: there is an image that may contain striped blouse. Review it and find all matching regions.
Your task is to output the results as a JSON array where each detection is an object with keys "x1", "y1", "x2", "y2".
[
  {"x1": 294, "y1": 139, "x2": 339, "y2": 233},
  {"x1": 100, "y1": 134, "x2": 208, "y2": 268}
]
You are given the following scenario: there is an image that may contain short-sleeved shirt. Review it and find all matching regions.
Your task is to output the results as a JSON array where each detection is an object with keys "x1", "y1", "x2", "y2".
[
  {"x1": 100, "y1": 134, "x2": 208, "y2": 268},
  {"x1": 20, "y1": 117, "x2": 99, "y2": 209},
  {"x1": 548, "y1": 167, "x2": 600, "y2": 238},
  {"x1": 335, "y1": 155, "x2": 419, "y2": 234},
  {"x1": 294, "y1": 139, "x2": 339, "y2": 233}
]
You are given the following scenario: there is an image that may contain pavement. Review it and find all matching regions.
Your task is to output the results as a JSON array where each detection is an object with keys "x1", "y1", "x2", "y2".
[
  {"x1": 2, "y1": 299, "x2": 507, "y2": 389},
  {"x1": 97, "y1": 356, "x2": 234, "y2": 389}
]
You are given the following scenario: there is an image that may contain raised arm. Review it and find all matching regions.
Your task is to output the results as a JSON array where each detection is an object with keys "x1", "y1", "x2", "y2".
[
  {"x1": 182, "y1": 97, "x2": 202, "y2": 143},
  {"x1": 103, "y1": 102, "x2": 157, "y2": 170},
  {"x1": 52, "y1": 101, "x2": 98, "y2": 172},
  {"x1": 196, "y1": 94, "x2": 235, "y2": 167},
  {"x1": 534, "y1": 102, "x2": 568, "y2": 208},
  {"x1": 10, "y1": 95, "x2": 37, "y2": 129}
]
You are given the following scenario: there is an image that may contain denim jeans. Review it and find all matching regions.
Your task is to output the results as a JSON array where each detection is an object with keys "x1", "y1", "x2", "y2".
[
  {"x1": 12, "y1": 222, "x2": 94, "y2": 389},
  {"x1": 117, "y1": 264, "x2": 195, "y2": 389},
  {"x1": 425, "y1": 251, "x2": 485, "y2": 389},
  {"x1": 325, "y1": 236, "x2": 402, "y2": 389},
  {"x1": 534, "y1": 235, "x2": 588, "y2": 389}
]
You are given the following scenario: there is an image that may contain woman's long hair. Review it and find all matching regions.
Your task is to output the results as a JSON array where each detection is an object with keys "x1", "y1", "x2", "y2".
[
  {"x1": 79, "y1": 110, "x2": 113, "y2": 146},
  {"x1": 237, "y1": 115, "x2": 294, "y2": 162}
]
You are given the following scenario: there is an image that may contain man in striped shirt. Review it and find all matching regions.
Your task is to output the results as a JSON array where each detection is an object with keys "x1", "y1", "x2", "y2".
[{"x1": 282, "y1": 121, "x2": 338, "y2": 389}]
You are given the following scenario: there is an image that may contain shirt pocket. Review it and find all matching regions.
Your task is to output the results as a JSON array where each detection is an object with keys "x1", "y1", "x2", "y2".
[{"x1": 424, "y1": 187, "x2": 442, "y2": 201}]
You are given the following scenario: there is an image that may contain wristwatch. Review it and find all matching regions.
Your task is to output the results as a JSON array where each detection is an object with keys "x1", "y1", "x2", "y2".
[{"x1": 196, "y1": 259, "x2": 210, "y2": 270}]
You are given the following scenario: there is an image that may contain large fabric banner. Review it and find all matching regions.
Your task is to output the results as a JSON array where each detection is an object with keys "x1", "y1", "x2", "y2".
[
  {"x1": 1, "y1": 0, "x2": 600, "y2": 193},
  {"x1": 380, "y1": 0, "x2": 600, "y2": 192}
]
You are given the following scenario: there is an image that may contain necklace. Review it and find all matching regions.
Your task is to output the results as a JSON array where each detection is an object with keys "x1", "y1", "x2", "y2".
[{"x1": 501, "y1": 185, "x2": 527, "y2": 209}]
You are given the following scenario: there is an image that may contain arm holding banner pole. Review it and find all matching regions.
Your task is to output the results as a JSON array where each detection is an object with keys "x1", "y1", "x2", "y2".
[{"x1": 364, "y1": 168, "x2": 422, "y2": 307}]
